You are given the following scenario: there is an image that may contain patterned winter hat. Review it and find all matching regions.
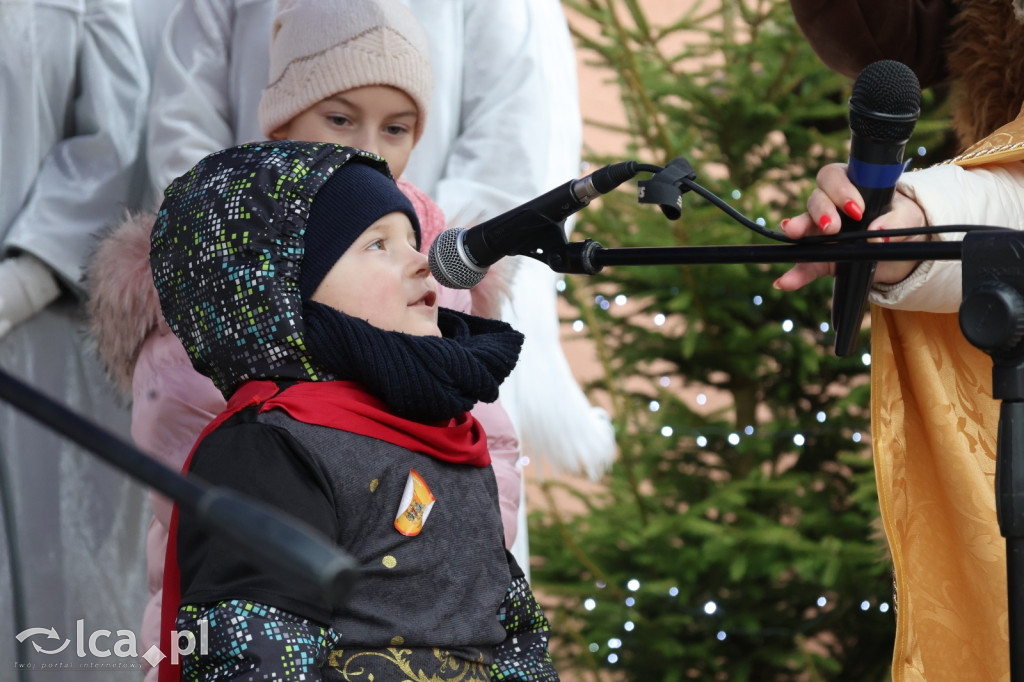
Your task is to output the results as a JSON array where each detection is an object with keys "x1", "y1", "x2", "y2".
[
  {"x1": 258, "y1": 0, "x2": 433, "y2": 141},
  {"x1": 150, "y1": 141, "x2": 397, "y2": 396}
]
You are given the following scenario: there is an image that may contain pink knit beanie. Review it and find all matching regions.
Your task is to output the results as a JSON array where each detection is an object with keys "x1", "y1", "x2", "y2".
[{"x1": 258, "y1": 0, "x2": 433, "y2": 141}]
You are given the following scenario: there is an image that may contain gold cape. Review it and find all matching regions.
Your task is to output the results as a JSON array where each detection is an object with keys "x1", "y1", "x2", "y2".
[{"x1": 873, "y1": 110, "x2": 1024, "y2": 681}]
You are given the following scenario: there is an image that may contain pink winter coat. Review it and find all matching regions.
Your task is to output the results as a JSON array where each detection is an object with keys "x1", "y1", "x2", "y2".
[{"x1": 86, "y1": 179, "x2": 521, "y2": 678}]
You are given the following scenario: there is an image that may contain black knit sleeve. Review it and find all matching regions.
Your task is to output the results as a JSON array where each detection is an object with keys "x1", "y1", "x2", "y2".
[
  {"x1": 176, "y1": 412, "x2": 338, "y2": 625},
  {"x1": 490, "y1": 552, "x2": 560, "y2": 681}
]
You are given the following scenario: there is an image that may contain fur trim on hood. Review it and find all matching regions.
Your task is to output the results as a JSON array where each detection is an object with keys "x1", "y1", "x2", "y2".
[{"x1": 86, "y1": 211, "x2": 163, "y2": 397}]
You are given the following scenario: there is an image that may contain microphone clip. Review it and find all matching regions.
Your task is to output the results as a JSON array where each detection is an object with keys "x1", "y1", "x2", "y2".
[{"x1": 637, "y1": 156, "x2": 696, "y2": 221}]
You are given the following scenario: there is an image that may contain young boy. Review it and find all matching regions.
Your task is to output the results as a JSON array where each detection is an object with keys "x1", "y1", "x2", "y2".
[
  {"x1": 87, "y1": 2, "x2": 523, "y2": 674},
  {"x1": 150, "y1": 140, "x2": 557, "y2": 681}
]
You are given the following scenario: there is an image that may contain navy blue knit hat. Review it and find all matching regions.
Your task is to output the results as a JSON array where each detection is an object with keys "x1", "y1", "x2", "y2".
[{"x1": 299, "y1": 160, "x2": 420, "y2": 300}]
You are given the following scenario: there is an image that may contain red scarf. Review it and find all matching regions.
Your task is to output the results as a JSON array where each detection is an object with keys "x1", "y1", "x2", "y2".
[{"x1": 158, "y1": 380, "x2": 489, "y2": 681}]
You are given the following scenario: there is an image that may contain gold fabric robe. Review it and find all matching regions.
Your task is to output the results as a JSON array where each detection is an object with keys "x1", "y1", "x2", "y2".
[{"x1": 873, "y1": 111, "x2": 1024, "y2": 681}]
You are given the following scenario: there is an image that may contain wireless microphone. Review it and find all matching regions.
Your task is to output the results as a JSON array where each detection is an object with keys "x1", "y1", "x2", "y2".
[{"x1": 832, "y1": 59, "x2": 921, "y2": 356}]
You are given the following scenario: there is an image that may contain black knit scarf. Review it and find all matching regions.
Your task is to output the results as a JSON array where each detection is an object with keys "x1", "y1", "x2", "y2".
[{"x1": 302, "y1": 301, "x2": 524, "y2": 423}]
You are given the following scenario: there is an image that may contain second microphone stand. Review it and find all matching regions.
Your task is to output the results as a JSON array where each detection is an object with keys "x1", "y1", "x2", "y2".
[{"x1": 520, "y1": 157, "x2": 1021, "y2": 679}]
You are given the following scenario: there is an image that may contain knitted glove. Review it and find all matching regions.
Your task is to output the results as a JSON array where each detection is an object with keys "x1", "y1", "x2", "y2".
[{"x1": 0, "y1": 254, "x2": 61, "y2": 338}]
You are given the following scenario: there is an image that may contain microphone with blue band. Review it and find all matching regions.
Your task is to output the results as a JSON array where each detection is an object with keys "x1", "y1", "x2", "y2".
[
  {"x1": 846, "y1": 158, "x2": 912, "y2": 190},
  {"x1": 831, "y1": 60, "x2": 921, "y2": 357}
]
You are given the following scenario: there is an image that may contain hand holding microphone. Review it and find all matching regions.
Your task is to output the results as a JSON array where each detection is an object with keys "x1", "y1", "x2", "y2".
[
  {"x1": 774, "y1": 60, "x2": 926, "y2": 355},
  {"x1": 831, "y1": 59, "x2": 921, "y2": 356}
]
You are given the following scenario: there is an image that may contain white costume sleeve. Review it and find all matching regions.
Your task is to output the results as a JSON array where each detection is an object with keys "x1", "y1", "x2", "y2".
[
  {"x1": 405, "y1": 1, "x2": 615, "y2": 479},
  {"x1": 432, "y1": 2, "x2": 550, "y2": 222},
  {"x1": 1, "y1": 0, "x2": 148, "y2": 292},
  {"x1": 145, "y1": 0, "x2": 236, "y2": 200},
  {"x1": 870, "y1": 161, "x2": 1024, "y2": 312},
  {"x1": 146, "y1": 0, "x2": 273, "y2": 201}
]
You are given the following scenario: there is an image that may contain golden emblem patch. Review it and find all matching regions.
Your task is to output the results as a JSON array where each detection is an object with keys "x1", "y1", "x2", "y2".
[{"x1": 393, "y1": 469, "x2": 435, "y2": 536}]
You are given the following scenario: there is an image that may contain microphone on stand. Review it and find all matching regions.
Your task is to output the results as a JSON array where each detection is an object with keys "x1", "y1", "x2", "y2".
[
  {"x1": 832, "y1": 60, "x2": 921, "y2": 356},
  {"x1": 428, "y1": 161, "x2": 639, "y2": 289}
]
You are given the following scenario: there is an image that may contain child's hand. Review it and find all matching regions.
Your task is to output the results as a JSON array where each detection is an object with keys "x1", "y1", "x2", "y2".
[{"x1": 774, "y1": 163, "x2": 929, "y2": 291}]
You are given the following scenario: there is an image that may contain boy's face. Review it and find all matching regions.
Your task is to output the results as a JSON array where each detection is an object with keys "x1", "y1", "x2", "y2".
[
  {"x1": 272, "y1": 85, "x2": 418, "y2": 178},
  {"x1": 310, "y1": 211, "x2": 440, "y2": 337}
]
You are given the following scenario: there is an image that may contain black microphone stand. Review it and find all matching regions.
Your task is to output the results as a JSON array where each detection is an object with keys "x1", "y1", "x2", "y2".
[
  {"x1": 547, "y1": 231, "x2": 1024, "y2": 678},
  {"x1": 958, "y1": 229, "x2": 1024, "y2": 682},
  {"x1": 511, "y1": 157, "x2": 1022, "y2": 678},
  {"x1": 0, "y1": 368, "x2": 359, "y2": 609}
]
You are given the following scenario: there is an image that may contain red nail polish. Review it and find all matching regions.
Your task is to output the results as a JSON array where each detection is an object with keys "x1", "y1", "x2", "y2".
[
  {"x1": 883, "y1": 236, "x2": 890, "y2": 243},
  {"x1": 843, "y1": 201, "x2": 863, "y2": 221},
  {"x1": 818, "y1": 215, "x2": 831, "y2": 231}
]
